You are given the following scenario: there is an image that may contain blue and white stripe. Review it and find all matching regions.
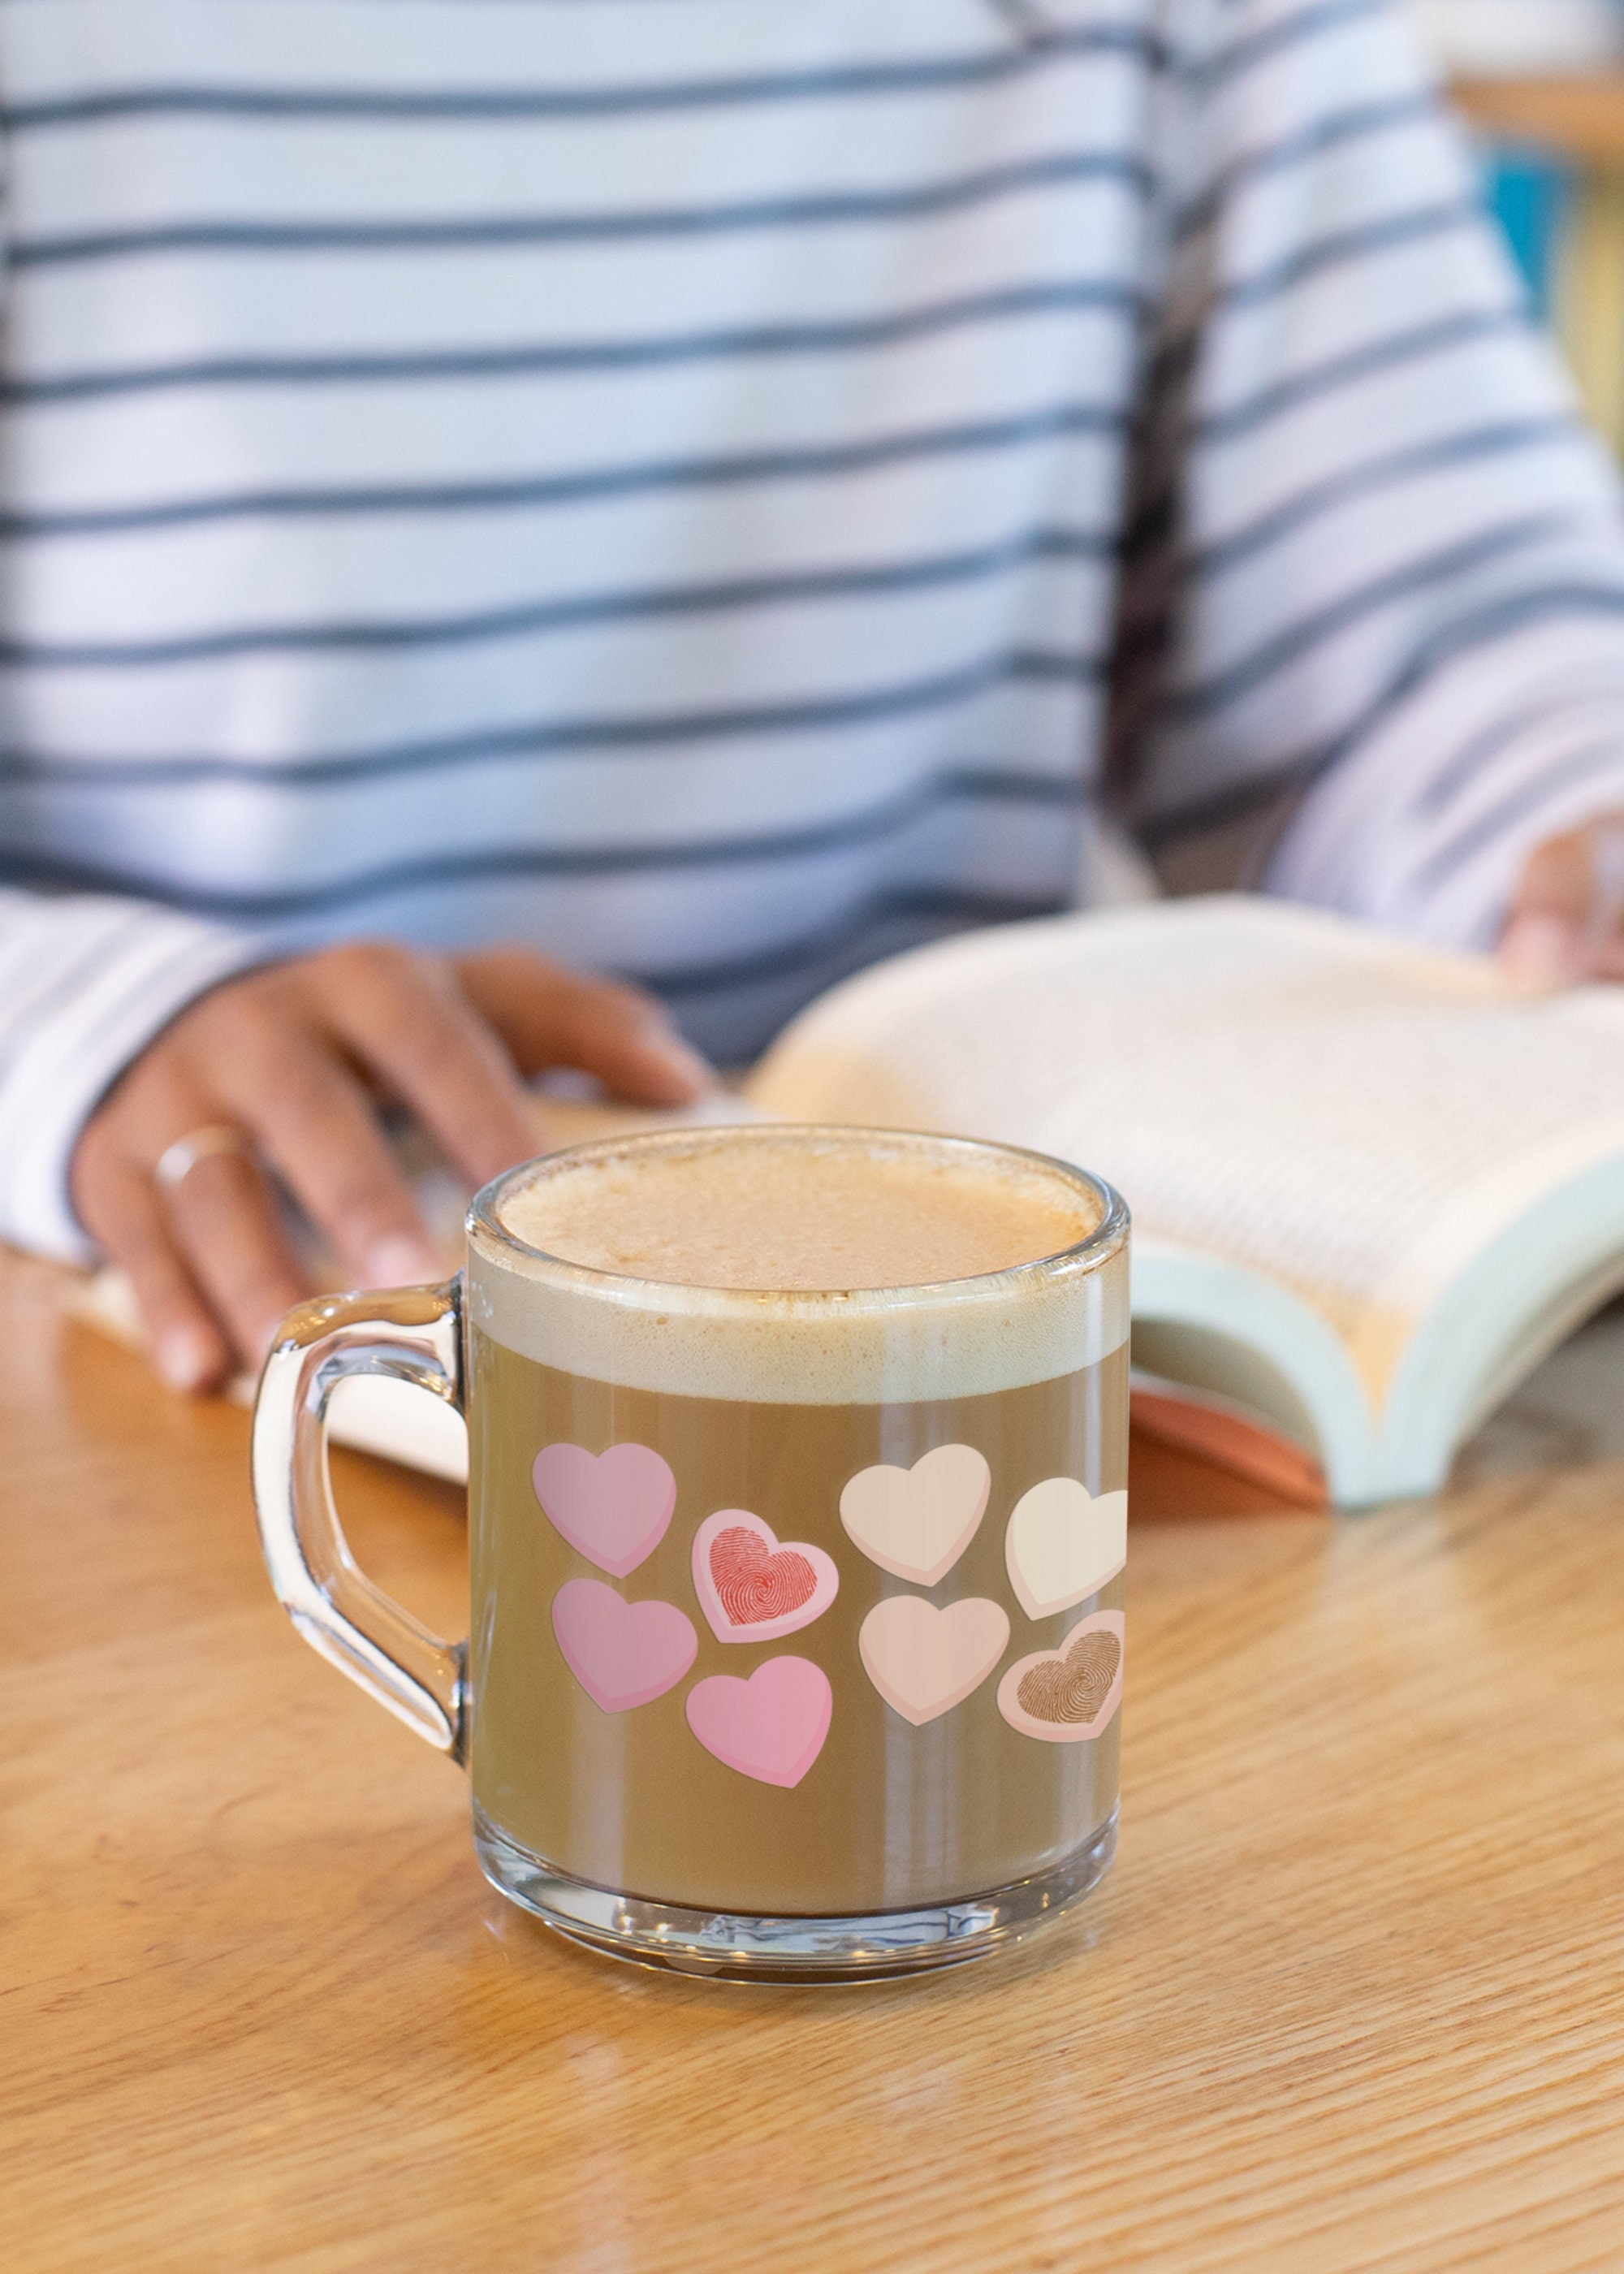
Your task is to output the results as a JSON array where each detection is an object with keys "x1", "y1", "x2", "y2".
[{"x1": 3, "y1": 0, "x2": 1624, "y2": 1256}]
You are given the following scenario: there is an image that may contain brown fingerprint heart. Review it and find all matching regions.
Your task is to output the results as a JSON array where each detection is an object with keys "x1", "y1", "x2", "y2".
[
  {"x1": 709, "y1": 1527, "x2": 817, "y2": 1627},
  {"x1": 1017, "y1": 1630, "x2": 1121, "y2": 1726}
]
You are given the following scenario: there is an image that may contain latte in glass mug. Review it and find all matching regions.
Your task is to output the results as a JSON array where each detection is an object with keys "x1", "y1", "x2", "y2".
[{"x1": 255, "y1": 1125, "x2": 1129, "y2": 1981}]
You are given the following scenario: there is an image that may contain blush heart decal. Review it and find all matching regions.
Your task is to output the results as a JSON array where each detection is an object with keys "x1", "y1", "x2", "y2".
[
  {"x1": 691, "y1": 1508, "x2": 840, "y2": 1644},
  {"x1": 997, "y1": 1610, "x2": 1125, "y2": 1742},
  {"x1": 858, "y1": 1594, "x2": 1009, "y2": 1727},
  {"x1": 551, "y1": 1579, "x2": 698, "y2": 1714},
  {"x1": 532, "y1": 1442, "x2": 676, "y2": 1577},
  {"x1": 1004, "y1": 1478, "x2": 1127, "y2": 1620},
  {"x1": 839, "y1": 1444, "x2": 991, "y2": 1586},
  {"x1": 685, "y1": 1657, "x2": 833, "y2": 1787}
]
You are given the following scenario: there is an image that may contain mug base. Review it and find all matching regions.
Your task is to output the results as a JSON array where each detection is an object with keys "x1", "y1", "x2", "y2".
[{"x1": 472, "y1": 1804, "x2": 1118, "y2": 1982}]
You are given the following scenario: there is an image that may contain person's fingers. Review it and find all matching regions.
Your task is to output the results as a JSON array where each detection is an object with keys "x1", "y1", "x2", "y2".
[
  {"x1": 80, "y1": 1045, "x2": 308, "y2": 1369},
  {"x1": 162, "y1": 1147, "x2": 309, "y2": 1371},
  {"x1": 72, "y1": 1139, "x2": 232, "y2": 1393},
  {"x1": 1583, "y1": 931, "x2": 1624, "y2": 984},
  {"x1": 68, "y1": 936, "x2": 717, "y2": 1403},
  {"x1": 455, "y1": 948, "x2": 713, "y2": 1102},
  {"x1": 1500, "y1": 828, "x2": 1595, "y2": 989},
  {"x1": 1501, "y1": 910, "x2": 1587, "y2": 991},
  {"x1": 209, "y1": 1014, "x2": 443, "y2": 1286},
  {"x1": 310, "y1": 943, "x2": 542, "y2": 1187}
]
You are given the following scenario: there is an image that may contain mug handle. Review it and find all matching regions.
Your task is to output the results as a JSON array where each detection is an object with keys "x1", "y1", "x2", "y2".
[{"x1": 252, "y1": 1277, "x2": 469, "y2": 1762}]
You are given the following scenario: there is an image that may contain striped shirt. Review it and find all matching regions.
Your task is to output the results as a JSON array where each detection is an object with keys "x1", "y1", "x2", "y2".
[{"x1": 5, "y1": 0, "x2": 1624, "y2": 1260}]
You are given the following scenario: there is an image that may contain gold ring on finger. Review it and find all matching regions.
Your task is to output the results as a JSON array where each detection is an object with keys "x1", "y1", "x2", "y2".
[{"x1": 153, "y1": 1123, "x2": 257, "y2": 1195}]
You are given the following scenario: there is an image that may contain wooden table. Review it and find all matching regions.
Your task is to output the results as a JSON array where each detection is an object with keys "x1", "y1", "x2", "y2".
[
  {"x1": 6, "y1": 1249, "x2": 1624, "y2": 2272},
  {"x1": 1452, "y1": 76, "x2": 1624, "y2": 169}
]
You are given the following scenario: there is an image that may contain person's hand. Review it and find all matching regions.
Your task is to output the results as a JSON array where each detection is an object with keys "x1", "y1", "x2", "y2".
[
  {"x1": 1500, "y1": 814, "x2": 1624, "y2": 988},
  {"x1": 70, "y1": 942, "x2": 711, "y2": 1394}
]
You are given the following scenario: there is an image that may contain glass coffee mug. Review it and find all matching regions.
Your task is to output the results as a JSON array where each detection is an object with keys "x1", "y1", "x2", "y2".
[{"x1": 253, "y1": 1126, "x2": 1129, "y2": 1981}]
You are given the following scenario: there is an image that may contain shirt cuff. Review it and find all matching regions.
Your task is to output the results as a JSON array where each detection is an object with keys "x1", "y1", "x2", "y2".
[
  {"x1": 0, "y1": 900, "x2": 274, "y2": 1262},
  {"x1": 1264, "y1": 620, "x2": 1624, "y2": 949}
]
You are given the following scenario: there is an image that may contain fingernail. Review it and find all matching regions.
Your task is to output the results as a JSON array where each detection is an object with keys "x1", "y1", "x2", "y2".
[
  {"x1": 157, "y1": 1325, "x2": 216, "y2": 1394},
  {"x1": 365, "y1": 1234, "x2": 444, "y2": 1287},
  {"x1": 1502, "y1": 914, "x2": 1583, "y2": 992}
]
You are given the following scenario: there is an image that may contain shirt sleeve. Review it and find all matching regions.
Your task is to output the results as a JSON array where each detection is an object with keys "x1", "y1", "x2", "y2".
[
  {"x1": 0, "y1": 891, "x2": 270, "y2": 1260},
  {"x1": 1114, "y1": 0, "x2": 1624, "y2": 946}
]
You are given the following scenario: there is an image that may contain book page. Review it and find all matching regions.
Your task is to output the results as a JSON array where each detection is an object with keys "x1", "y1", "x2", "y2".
[{"x1": 749, "y1": 897, "x2": 1624, "y2": 1404}]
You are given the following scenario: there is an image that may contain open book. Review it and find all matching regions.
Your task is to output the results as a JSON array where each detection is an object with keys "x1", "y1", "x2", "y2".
[
  {"x1": 746, "y1": 896, "x2": 1624, "y2": 1507},
  {"x1": 71, "y1": 896, "x2": 1624, "y2": 1507}
]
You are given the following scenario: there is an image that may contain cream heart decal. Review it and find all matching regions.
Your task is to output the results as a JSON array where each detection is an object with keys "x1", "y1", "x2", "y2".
[
  {"x1": 691, "y1": 1508, "x2": 840, "y2": 1644},
  {"x1": 1004, "y1": 1478, "x2": 1127, "y2": 1620},
  {"x1": 839, "y1": 1444, "x2": 991, "y2": 1585},
  {"x1": 532, "y1": 1442, "x2": 676, "y2": 1577},
  {"x1": 858, "y1": 1594, "x2": 1009, "y2": 1727},
  {"x1": 551, "y1": 1580, "x2": 698, "y2": 1714},
  {"x1": 997, "y1": 1610, "x2": 1124, "y2": 1742}
]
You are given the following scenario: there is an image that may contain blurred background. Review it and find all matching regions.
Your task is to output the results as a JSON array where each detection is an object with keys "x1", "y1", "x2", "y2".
[{"x1": 1413, "y1": 0, "x2": 1624, "y2": 450}]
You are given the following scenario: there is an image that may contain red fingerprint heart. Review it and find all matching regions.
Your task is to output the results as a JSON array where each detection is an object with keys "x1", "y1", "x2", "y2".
[
  {"x1": 709, "y1": 1526, "x2": 816, "y2": 1627},
  {"x1": 690, "y1": 1511, "x2": 840, "y2": 1645}
]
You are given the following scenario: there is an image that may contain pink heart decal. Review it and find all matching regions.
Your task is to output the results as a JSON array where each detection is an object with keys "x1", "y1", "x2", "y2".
[
  {"x1": 551, "y1": 1579, "x2": 698, "y2": 1714},
  {"x1": 532, "y1": 1442, "x2": 676, "y2": 1576},
  {"x1": 685, "y1": 1657, "x2": 832, "y2": 1788},
  {"x1": 690, "y1": 1508, "x2": 840, "y2": 1644}
]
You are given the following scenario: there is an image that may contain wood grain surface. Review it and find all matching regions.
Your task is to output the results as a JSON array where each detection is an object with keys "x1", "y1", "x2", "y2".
[{"x1": 5, "y1": 1247, "x2": 1624, "y2": 2272}]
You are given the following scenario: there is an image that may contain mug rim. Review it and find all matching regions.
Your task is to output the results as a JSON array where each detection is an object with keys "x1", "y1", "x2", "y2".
[{"x1": 467, "y1": 1122, "x2": 1129, "y2": 1311}]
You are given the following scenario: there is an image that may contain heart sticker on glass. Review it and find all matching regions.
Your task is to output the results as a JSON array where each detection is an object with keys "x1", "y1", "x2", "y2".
[
  {"x1": 998, "y1": 1610, "x2": 1124, "y2": 1742},
  {"x1": 551, "y1": 1579, "x2": 698, "y2": 1714},
  {"x1": 532, "y1": 1442, "x2": 676, "y2": 1577},
  {"x1": 839, "y1": 1444, "x2": 991, "y2": 1585},
  {"x1": 858, "y1": 1594, "x2": 1009, "y2": 1726},
  {"x1": 1004, "y1": 1478, "x2": 1126, "y2": 1620},
  {"x1": 691, "y1": 1509, "x2": 840, "y2": 1643},
  {"x1": 685, "y1": 1656, "x2": 832, "y2": 1787}
]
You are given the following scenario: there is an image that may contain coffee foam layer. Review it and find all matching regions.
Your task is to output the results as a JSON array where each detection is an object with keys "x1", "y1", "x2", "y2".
[
  {"x1": 495, "y1": 1139, "x2": 1098, "y2": 1291},
  {"x1": 467, "y1": 1131, "x2": 1128, "y2": 1404}
]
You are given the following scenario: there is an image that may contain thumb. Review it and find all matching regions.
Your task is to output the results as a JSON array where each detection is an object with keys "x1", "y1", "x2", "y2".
[{"x1": 1499, "y1": 828, "x2": 1594, "y2": 991}]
